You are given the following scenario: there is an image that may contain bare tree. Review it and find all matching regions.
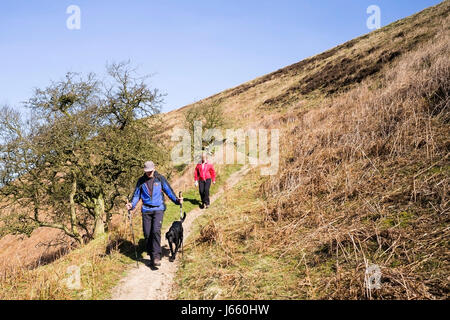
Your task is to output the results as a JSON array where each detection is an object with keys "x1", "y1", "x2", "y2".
[{"x1": 184, "y1": 99, "x2": 225, "y2": 152}]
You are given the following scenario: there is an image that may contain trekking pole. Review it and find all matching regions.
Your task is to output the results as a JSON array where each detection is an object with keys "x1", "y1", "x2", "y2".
[
  {"x1": 127, "y1": 197, "x2": 139, "y2": 269},
  {"x1": 179, "y1": 191, "x2": 184, "y2": 260},
  {"x1": 179, "y1": 191, "x2": 183, "y2": 220}
]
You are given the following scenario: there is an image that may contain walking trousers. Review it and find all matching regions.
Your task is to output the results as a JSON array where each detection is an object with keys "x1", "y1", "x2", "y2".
[
  {"x1": 199, "y1": 178, "x2": 212, "y2": 206},
  {"x1": 142, "y1": 210, "x2": 164, "y2": 260}
]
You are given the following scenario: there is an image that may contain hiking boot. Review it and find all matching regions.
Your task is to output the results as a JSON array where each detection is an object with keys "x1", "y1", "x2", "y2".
[
  {"x1": 152, "y1": 258, "x2": 161, "y2": 267},
  {"x1": 205, "y1": 205, "x2": 209, "y2": 209}
]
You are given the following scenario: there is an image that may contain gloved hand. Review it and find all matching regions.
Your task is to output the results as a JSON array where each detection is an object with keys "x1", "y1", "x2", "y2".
[{"x1": 194, "y1": 181, "x2": 198, "y2": 187}]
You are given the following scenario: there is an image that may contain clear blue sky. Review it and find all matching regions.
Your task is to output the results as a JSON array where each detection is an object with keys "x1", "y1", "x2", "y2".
[{"x1": 0, "y1": 0, "x2": 442, "y2": 113}]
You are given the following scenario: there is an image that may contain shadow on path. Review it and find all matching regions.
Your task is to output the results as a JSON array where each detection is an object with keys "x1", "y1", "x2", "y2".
[
  {"x1": 183, "y1": 197, "x2": 201, "y2": 206},
  {"x1": 106, "y1": 237, "x2": 173, "y2": 270}
]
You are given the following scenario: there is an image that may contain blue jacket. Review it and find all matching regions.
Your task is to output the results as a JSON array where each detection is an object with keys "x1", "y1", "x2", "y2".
[{"x1": 131, "y1": 171, "x2": 179, "y2": 213}]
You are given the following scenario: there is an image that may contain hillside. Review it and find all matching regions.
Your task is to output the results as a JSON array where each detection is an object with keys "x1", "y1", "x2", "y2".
[
  {"x1": 173, "y1": 1, "x2": 450, "y2": 299},
  {"x1": 162, "y1": 1, "x2": 449, "y2": 130},
  {"x1": 0, "y1": 1, "x2": 448, "y2": 300}
]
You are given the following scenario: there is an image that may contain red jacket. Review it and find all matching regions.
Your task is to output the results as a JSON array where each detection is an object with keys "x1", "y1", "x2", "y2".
[{"x1": 194, "y1": 162, "x2": 216, "y2": 182}]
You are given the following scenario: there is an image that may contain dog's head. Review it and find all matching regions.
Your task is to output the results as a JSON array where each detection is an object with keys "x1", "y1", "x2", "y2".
[{"x1": 165, "y1": 229, "x2": 175, "y2": 242}]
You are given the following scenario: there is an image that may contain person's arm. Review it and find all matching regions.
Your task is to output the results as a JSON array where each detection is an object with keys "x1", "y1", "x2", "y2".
[
  {"x1": 130, "y1": 180, "x2": 141, "y2": 210},
  {"x1": 210, "y1": 164, "x2": 216, "y2": 183},
  {"x1": 194, "y1": 165, "x2": 199, "y2": 181},
  {"x1": 161, "y1": 175, "x2": 180, "y2": 205},
  {"x1": 194, "y1": 165, "x2": 199, "y2": 186}
]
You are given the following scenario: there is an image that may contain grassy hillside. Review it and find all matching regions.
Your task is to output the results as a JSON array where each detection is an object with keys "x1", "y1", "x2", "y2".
[
  {"x1": 162, "y1": 1, "x2": 449, "y2": 130},
  {"x1": 1, "y1": 1, "x2": 448, "y2": 300},
  {"x1": 174, "y1": 2, "x2": 449, "y2": 299}
]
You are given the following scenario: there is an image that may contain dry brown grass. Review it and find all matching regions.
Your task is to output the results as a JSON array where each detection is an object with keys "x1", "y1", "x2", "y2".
[
  {"x1": 259, "y1": 24, "x2": 449, "y2": 299},
  {"x1": 0, "y1": 209, "x2": 142, "y2": 300},
  {"x1": 176, "y1": 12, "x2": 449, "y2": 299},
  {"x1": 196, "y1": 221, "x2": 220, "y2": 244},
  {"x1": 0, "y1": 228, "x2": 75, "y2": 271}
]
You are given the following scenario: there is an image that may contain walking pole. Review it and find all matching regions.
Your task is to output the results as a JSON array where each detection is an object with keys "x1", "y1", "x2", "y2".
[
  {"x1": 179, "y1": 191, "x2": 184, "y2": 260},
  {"x1": 179, "y1": 191, "x2": 183, "y2": 220},
  {"x1": 127, "y1": 197, "x2": 139, "y2": 269}
]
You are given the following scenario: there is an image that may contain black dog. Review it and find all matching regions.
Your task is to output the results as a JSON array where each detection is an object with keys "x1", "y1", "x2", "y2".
[{"x1": 165, "y1": 212, "x2": 186, "y2": 261}]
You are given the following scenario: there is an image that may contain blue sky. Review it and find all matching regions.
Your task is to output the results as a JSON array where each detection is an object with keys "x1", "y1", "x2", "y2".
[{"x1": 0, "y1": 0, "x2": 442, "y2": 113}]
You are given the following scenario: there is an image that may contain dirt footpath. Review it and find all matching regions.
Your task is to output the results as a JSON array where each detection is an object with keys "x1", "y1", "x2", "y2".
[{"x1": 111, "y1": 164, "x2": 251, "y2": 300}]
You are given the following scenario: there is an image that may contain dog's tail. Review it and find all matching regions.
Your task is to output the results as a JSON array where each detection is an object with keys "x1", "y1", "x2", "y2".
[{"x1": 181, "y1": 211, "x2": 186, "y2": 222}]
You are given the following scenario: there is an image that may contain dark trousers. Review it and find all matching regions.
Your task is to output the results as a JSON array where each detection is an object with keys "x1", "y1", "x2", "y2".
[
  {"x1": 142, "y1": 210, "x2": 164, "y2": 260},
  {"x1": 199, "y1": 178, "x2": 212, "y2": 206}
]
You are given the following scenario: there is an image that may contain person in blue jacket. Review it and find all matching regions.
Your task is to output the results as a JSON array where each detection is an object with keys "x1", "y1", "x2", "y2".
[{"x1": 126, "y1": 161, "x2": 183, "y2": 267}]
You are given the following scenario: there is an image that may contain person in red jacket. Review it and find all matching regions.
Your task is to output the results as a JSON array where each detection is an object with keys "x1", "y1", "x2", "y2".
[{"x1": 194, "y1": 153, "x2": 216, "y2": 209}]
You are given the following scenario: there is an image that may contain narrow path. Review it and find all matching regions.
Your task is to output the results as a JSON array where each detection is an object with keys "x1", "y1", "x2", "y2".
[{"x1": 111, "y1": 164, "x2": 252, "y2": 300}]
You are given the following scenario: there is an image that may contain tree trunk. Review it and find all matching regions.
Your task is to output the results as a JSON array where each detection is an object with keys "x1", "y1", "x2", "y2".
[
  {"x1": 69, "y1": 177, "x2": 83, "y2": 245},
  {"x1": 92, "y1": 193, "x2": 105, "y2": 238}
]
